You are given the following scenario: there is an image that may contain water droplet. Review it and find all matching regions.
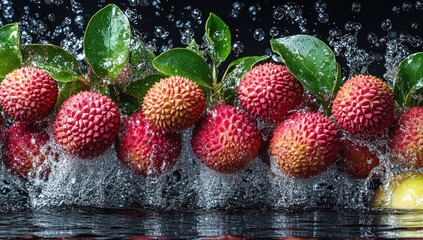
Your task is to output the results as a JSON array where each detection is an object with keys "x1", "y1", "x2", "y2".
[
  {"x1": 416, "y1": 1, "x2": 423, "y2": 10},
  {"x1": 314, "y1": 1, "x2": 327, "y2": 13},
  {"x1": 249, "y1": 5, "x2": 258, "y2": 15},
  {"x1": 351, "y1": 2, "x2": 361, "y2": 12},
  {"x1": 269, "y1": 26, "x2": 279, "y2": 37},
  {"x1": 191, "y1": 8, "x2": 202, "y2": 20},
  {"x1": 402, "y1": 2, "x2": 413, "y2": 11},
  {"x1": 367, "y1": 32, "x2": 378, "y2": 44},
  {"x1": 411, "y1": 22, "x2": 419, "y2": 29},
  {"x1": 317, "y1": 13, "x2": 329, "y2": 23},
  {"x1": 47, "y1": 13, "x2": 55, "y2": 21},
  {"x1": 253, "y1": 28, "x2": 265, "y2": 41},
  {"x1": 273, "y1": 7, "x2": 285, "y2": 20},
  {"x1": 381, "y1": 19, "x2": 392, "y2": 31},
  {"x1": 392, "y1": 5, "x2": 401, "y2": 13},
  {"x1": 233, "y1": 1, "x2": 242, "y2": 10},
  {"x1": 232, "y1": 41, "x2": 244, "y2": 56},
  {"x1": 344, "y1": 21, "x2": 362, "y2": 31},
  {"x1": 154, "y1": 26, "x2": 169, "y2": 39}
]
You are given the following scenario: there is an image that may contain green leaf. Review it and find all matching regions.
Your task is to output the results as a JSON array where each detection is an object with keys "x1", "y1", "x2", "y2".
[
  {"x1": 84, "y1": 4, "x2": 131, "y2": 81},
  {"x1": 130, "y1": 38, "x2": 158, "y2": 80},
  {"x1": 0, "y1": 23, "x2": 22, "y2": 79},
  {"x1": 205, "y1": 13, "x2": 231, "y2": 65},
  {"x1": 55, "y1": 80, "x2": 88, "y2": 111},
  {"x1": 222, "y1": 55, "x2": 269, "y2": 105},
  {"x1": 22, "y1": 44, "x2": 82, "y2": 82},
  {"x1": 271, "y1": 35, "x2": 340, "y2": 103},
  {"x1": 128, "y1": 74, "x2": 164, "y2": 104},
  {"x1": 394, "y1": 52, "x2": 423, "y2": 107},
  {"x1": 153, "y1": 48, "x2": 213, "y2": 89}
]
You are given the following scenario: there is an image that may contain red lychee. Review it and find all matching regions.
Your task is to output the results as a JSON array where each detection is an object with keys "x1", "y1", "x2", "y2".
[
  {"x1": 53, "y1": 91, "x2": 120, "y2": 159},
  {"x1": 390, "y1": 106, "x2": 423, "y2": 168},
  {"x1": 336, "y1": 139, "x2": 380, "y2": 179},
  {"x1": 116, "y1": 111, "x2": 182, "y2": 177},
  {"x1": 191, "y1": 105, "x2": 261, "y2": 174},
  {"x1": 270, "y1": 111, "x2": 340, "y2": 178},
  {"x1": 3, "y1": 122, "x2": 50, "y2": 178},
  {"x1": 0, "y1": 67, "x2": 58, "y2": 122},
  {"x1": 332, "y1": 74, "x2": 395, "y2": 135},
  {"x1": 237, "y1": 62, "x2": 303, "y2": 123},
  {"x1": 142, "y1": 76, "x2": 205, "y2": 132}
]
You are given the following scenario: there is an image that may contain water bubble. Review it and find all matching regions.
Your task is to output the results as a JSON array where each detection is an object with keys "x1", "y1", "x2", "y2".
[
  {"x1": 74, "y1": 15, "x2": 84, "y2": 29},
  {"x1": 416, "y1": 1, "x2": 423, "y2": 10},
  {"x1": 411, "y1": 22, "x2": 419, "y2": 29},
  {"x1": 47, "y1": 13, "x2": 55, "y2": 21},
  {"x1": 253, "y1": 28, "x2": 265, "y2": 41},
  {"x1": 381, "y1": 19, "x2": 392, "y2": 31},
  {"x1": 166, "y1": 14, "x2": 175, "y2": 22},
  {"x1": 269, "y1": 26, "x2": 279, "y2": 37},
  {"x1": 367, "y1": 32, "x2": 378, "y2": 44},
  {"x1": 191, "y1": 8, "x2": 202, "y2": 20},
  {"x1": 71, "y1": 0, "x2": 83, "y2": 14},
  {"x1": 344, "y1": 21, "x2": 361, "y2": 31},
  {"x1": 175, "y1": 20, "x2": 183, "y2": 28},
  {"x1": 273, "y1": 7, "x2": 284, "y2": 20},
  {"x1": 314, "y1": 1, "x2": 327, "y2": 13},
  {"x1": 317, "y1": 13, "x2": 329, "y2": 23},
  {"x1": 232, "y1": 41, "x2": 244, "y2": 56},
  {"x1": 351, "y1": 2, "x2": 361, "y2": 12},
  {"x1": 402, "y1": 2, "x2": 413, "y2": 11},
  {"x1": 249, "y1": 5, "x2": 258, "y2": 16},
  {"x1": 233, "y1": 1, "x2": 242, "y2": 10},
  {"x1": 154, "y1": 26, "x2": 169, "y2": 39},
  {"x1": 392, "y1": 5, "x2": 401, "y2": 13}
]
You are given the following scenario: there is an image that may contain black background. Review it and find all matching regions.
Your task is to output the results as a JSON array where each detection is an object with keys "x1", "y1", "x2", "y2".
[{"x1": 3, "y1": 0, "x2": 423, "y2": 78}]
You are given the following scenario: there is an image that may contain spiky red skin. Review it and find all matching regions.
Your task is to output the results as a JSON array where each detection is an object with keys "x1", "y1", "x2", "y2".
[
  {"x1": 332, "y1": 74, "x2": 395, "y2": 135},
  {"x1": 191, "y1": 105, "x2": 261, "y2": 174},
  {"x1": 336, "y1": 139, "x2": 379, "y2": 179},
  {"x1": 237, "y1": 63, "x2": 303, "y2": 123},
  {"x1": 270, "y1": 112, "x2": 340, "y2": 178},
  {"x1": 391, "y1": 106, "x2": 423, "y2": 168},
  {"x1": 0, "y1": 67, "x2": 58, "y2": 122},
  {"x1": 3, "y1": 122, "x2": 49, "y2": 178},
  {"x1": 53, "y1": 91, "x2": 120, "y2": 159},
  {"x1": 142, "y1": 76, "x2": 205, "y2": 132},
  {"x1": 116, "y1": 111, "x2": 182, "y2": 177}
]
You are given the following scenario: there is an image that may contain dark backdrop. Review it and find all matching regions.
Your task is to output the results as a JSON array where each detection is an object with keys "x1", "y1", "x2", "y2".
[{"x1": 2, "y1": 0, "x2": 423, "y2": 78}]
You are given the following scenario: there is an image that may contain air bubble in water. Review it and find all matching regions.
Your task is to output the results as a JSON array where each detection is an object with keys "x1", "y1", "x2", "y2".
[
  {"x1": 273, "y1": 7, "x2": 284, "y2": 20},
  {"x1": 416, "y1": 1, "x2": 423, "y2": 10},
  {"x1": 232, "y1": 41, "x2": 244, "y2": 56},
  {"x1": 71, "y1": 0, "x2": 83, "y2": 14},
  {"x1": 351, "y1": 2, "x2": 361, "y2": 12},
  {"x1": 411, "y1": 22, "x2": 419, "y2": 29},
  {"x1": 392, "y1": 5, "x2": 401, "y2": 13},
  {"x1": 269, "y1": 26, "x2": 279, "y2": 37},
  {"x1": 317, "y1": 13, "x2": 329, "y2": 23},
  {"x1": 253, "y1": 28, "x2": 265, "y2": 41},
  {"x1": 47, "y1": 13, "x2": 55, "y2": 21},
  {"x1": 74, "y1": 15, "x2": 84, "y2": 29},
  {"x1": 191, "y1": 8, "x2": 202, "y2": 20},
  {"x1": 381, "y1": 19, "x2": 392, "y2": 31},
  {"x1": 249, "y1": 5, "x2": 258, "y2": 16},
  {"x1": 344, "y1": 21, "x2": 362, "y2": 31},
  {"x1": 314, "y1": 1, "x2": 327, "y2": 13}
]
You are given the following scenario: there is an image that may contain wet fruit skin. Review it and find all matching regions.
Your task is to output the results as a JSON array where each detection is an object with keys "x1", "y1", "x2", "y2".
[
  {"x1": 390, "y1": 106, "x2": 423, "y2": 168},
  {"x1": 53, "y1": 91, "x2": 120, "y2": 159},
  {"x1": 336, "y1": 139, "x2": 380, "y2": 179},
  {"x1": 116, "y1": 111, "x2": 182, "y2": 177},
  {"x1": 270, "y1": 111, "x2": 340, "y2": 178},
  {"x1": 142, "y1": 76, "x2": 206, "y2": 132},
  {"x1": 3, "y1": 122, "x2": 50, "y2": 178},
  {"x1": 237, "y1": 62, "x2": 303, "y2": 123},
  {"x1": 0, "y1": 67, "x2": 58, "y2": 122},
  {"x1": 332, "y1": 74, "x2": 395, "y2": 135},
  {"x1": 191, "y1": 105, "x2": 261, "y2": 174},
  {"x1": 371, "y1": 172, "x2": 423, "y2": 209}
]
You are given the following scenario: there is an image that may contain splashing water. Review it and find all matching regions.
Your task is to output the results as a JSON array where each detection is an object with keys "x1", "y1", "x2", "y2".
[{"x1": 0, "y1": 0, "x2": 422, "y2": 212}]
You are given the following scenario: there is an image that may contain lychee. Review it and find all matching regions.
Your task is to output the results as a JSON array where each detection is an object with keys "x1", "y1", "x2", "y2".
[
  {"x1": 336, "y1": 139, "x2": 380, "y2": 179},
  {"x1": 3, "y1": 122, "x2": 50, "y2": 178},
  {"x1": 0, "y1": 67, "x2": 58, "y2": 122},
  {"x1": 116, "y1": 111, "x2": 182, "y2": 177},
  {"x1": 237, "y1": 62, "x2": 303, "y2": 123},
  {"x1": 191, "y1": 105, "x2": 261, "y2": 174},
  {"x1": 390, "y1": 106, "x2": 423, "y2": 168},
  {"x1": 53, "y1": 91, "x2": 120, "y2": 159},
  {"x1": 332, "y1": 74, "x2": 395, "y2": 135},
  {"x1": 142, "y1": 76, "x2": 205, "y2": 132},
  {"x1": 269, "y1": 111, "x2": 340, "y2": 178}
]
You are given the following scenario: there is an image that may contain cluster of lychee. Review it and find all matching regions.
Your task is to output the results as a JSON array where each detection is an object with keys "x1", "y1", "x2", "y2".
[{"x1": 0, "y1": 62, "x2": 421, "y2": 180}]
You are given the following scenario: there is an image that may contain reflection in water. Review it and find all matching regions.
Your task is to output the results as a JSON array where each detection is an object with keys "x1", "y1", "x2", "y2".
[{"x1": 0, "y1": 207, "x2": 420, "y2": 238}]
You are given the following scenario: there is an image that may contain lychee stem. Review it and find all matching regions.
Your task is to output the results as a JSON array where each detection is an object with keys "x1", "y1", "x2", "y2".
[{"x1": 76, "y1": 77, "x2": 91, "y2": 90}]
